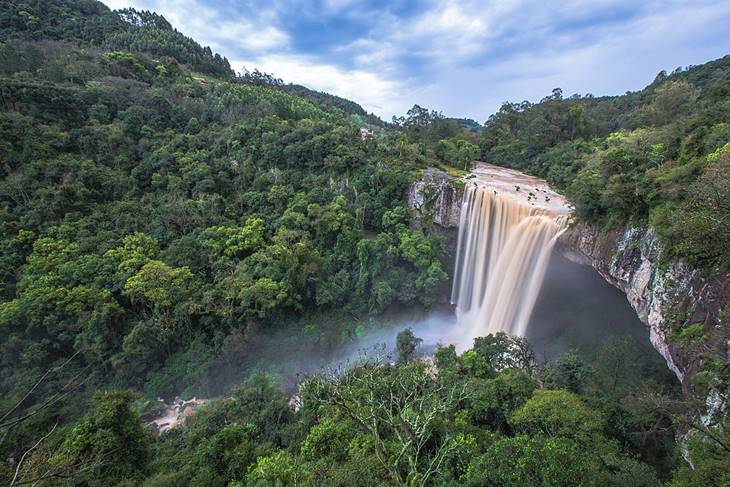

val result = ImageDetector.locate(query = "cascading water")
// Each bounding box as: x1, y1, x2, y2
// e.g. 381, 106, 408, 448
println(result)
451, 163, 571, 347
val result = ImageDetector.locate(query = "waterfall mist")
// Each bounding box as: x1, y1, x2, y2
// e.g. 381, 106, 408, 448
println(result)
450, 164, 570, 349
199, 308, 458, 396
527, 252, 659, 360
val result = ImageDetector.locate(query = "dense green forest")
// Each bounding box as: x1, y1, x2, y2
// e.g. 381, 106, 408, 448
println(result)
0, 0, 453, 481
0, 1, 728, 486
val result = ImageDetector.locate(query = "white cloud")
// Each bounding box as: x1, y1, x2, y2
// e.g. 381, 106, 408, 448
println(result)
231, 55, 408, 117
100, 0, 730, 121
406, 0, 730, 120
191, 18, 289, 52
100, 0, 140, 8
100, 0, 406, 116
322, 0, 359, 13
397, 1, 493, 60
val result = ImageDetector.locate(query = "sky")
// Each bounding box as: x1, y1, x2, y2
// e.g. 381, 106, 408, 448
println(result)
100, 0, 730, 121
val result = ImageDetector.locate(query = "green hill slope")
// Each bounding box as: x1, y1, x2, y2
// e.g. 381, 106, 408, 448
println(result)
479, 57, 730, 268
0, 1, 451, 478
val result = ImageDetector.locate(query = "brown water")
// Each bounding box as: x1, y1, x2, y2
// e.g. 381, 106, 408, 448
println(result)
451, 163, 571, 349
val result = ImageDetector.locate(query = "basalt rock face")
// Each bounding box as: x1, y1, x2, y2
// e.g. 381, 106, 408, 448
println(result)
406, 167, 463, 230
557, 223, 729, 391
407, 168, 463, 261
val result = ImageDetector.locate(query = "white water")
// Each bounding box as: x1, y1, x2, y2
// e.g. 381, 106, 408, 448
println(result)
451, 163, 571, 349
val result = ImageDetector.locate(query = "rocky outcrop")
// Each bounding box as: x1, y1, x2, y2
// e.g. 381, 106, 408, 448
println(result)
558, 224, 729, 390
407, 168, 463, 265
149, 397, 207, 433
406, 167, 463, 230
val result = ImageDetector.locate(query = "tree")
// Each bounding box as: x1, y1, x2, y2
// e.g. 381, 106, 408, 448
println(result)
668, 417, 730, 487
33, 390, 150, 486
105, 232, 159, 277
396, 328, 422, 364
672, 147, 730, 267
123, 260, 194, 313
468, 369, 537, 432
305, 361, 470, 487
510, 389, 603, 442
465, 435, 598, 487
246, 450, 312, 487
472, 332, 536, 376
649, 80, 699, 126
543, 349, 591, 393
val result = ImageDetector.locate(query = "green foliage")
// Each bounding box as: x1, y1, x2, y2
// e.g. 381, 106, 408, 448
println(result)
395, 327, 422, 364
465, 435, 597, 487
436, 137, 480, 170
479, 56, 730, 268
0, 2, 721, 485
47, 390, 150, 485
7, 332, 689, 486
124, 261, 193, 309
510, 389, 604, 441
0, 0, 127, 44
0, 2, 453, 475
246, 450, 313, 487
467, 369, 537, 432
393, 104, 481, 169
668, 420, 730, 487
543, 349, 591, 393
660, 150, 730, 267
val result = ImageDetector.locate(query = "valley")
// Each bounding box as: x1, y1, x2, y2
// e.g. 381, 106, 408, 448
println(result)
0, 1, 728, 485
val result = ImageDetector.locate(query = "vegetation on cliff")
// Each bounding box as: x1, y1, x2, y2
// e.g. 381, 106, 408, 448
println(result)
0, 0, 453, 481
11, 332, 688, 486
475, 61, 730, 487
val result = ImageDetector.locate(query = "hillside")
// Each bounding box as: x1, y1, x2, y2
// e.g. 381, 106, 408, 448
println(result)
0, 1, 728, 486
0, 0, 453, 478
479, 58, 730, 269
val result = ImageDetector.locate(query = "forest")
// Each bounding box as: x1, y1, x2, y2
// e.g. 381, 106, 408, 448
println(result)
479, 62, 730, 269
0, 1, 728, 486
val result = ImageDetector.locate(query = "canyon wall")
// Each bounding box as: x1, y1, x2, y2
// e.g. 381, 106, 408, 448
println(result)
407, 167, 729, 390
557, 224, 728, 389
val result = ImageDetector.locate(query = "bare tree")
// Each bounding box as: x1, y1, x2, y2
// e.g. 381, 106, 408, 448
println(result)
1, 351, 97, 485
9, 422, 57, 487
305, 355, 470, 487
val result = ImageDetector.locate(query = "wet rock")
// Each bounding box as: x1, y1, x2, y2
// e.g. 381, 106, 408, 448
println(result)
149, 396, 208, 433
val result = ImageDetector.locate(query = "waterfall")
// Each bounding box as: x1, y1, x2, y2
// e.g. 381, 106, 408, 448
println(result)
450, 164, 570, 347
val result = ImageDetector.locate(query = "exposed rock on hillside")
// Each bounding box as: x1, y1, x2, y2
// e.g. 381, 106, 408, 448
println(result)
406, 167, 463, 230
558, 224, 729, 390
149, 397, 207, 433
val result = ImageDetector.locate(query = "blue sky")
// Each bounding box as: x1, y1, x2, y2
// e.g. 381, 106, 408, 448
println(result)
100, 0, 730, 121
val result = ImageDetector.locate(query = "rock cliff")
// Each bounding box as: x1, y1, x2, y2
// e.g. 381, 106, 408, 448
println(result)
406, 167, 462, 230
558, 224, 729, 390
406, 168, 463, 263
408, 167, 729, 391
